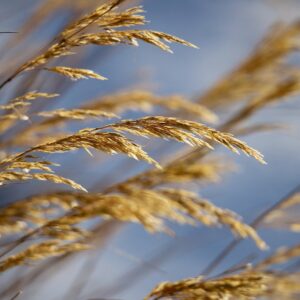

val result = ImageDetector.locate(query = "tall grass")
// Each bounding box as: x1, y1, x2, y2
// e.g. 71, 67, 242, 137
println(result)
0, 1, 300, 299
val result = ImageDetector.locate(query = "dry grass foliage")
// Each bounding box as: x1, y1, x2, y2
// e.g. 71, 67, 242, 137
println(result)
0, 240, 90, 272
0, 115, 264, 190
0, 1, 300, 299
145, 270, 300, 300
145, 273, 269, 300
263, 192, 300, 232
146, 243, 300, 300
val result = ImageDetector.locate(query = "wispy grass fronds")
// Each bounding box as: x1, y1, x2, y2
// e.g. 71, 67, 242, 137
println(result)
263, 192, 300, 232
146, 270, 300, 300
0, 191, 82, 236
0, 154, 86, 191
85, 90, 217, 123
0, 113, 28, 122
38, 108, 117, 120
199, 21, 300, 109
145, 272, 268, 300
14, 131, 160, 167
0, 240, 90, 272
0, 115, 263, 190
225, 75, 300, 130
5, 90, 216, 148
0, 91, 59, 131
14, 91, 216, 146
0, 1, 194, 91
157, 189, 266, 249
0, 187, 266, 248
106, 116, 265, 163
5, 160, 59, 173
7, 91, 59, 103
115, 159, 232, 190
255, 244, 300, 270
96, 6, 146, 28
42, 225, 90, 241
60, 0, 126, 38
70, 30, 198, 53
0, 171, 86, 191
0, 90, 58, 110
21, 4, 195, 74
45, 66, 107, 81
265, 272, 300, 299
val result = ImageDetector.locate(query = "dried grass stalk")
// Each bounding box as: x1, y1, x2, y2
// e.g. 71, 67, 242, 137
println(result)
45, 66, 107, 81
0, 171, 87, 192
11, 91, 217, 147
255, 244, 300, 270
199, 22, 300, 109
0, 240, 90, 272
263, 193, 300, 232
0, 187, 266, 248
38, 108, 117, 120
145, 272, 269, 300
105, 116, 265, 163
114, 159, 233, 189
70, 30, 198, 53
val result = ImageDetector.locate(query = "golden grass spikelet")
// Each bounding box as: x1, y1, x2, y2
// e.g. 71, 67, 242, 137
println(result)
263, 192, 300, 232
61, 0, 126, 38
8, 91, 59, 103
45, 66, 107, 81
272, 192, 300, 210
199, 21, 300, 109
0, 220, 38, 237
22, 1, 122, 70
5, 160, 57, 173
71, 30, 198, 53
117, 159, 232, 189
15, 91, 216, 143
24, 2, 195, 71
225, 76, 300, 130
24, 43, 75, 71
19, 130, 160, 168
42, 225, 90, 241
38, 108, 117, 120
23, 1, 122, 70
0, 192, 81, 236
0, 102, 30, 111
265, 272, 300, 299
0, 91, 59, 131
0, 113, 26, 121
0, 240, 90, 272
106, 116, 265, 163
0, 221, 27, 237
255, 244, 300, 270
41, 190, 197, 234
14, 187, 265, 247
0, 171, 86, 192
3, 115, 260, 191
97, 6, 146, 28
0, 2, 195, 86
87, 90, 217, 123
157, 188, 267, 249
49, 194, 169, 234
146, 271, 300, 300
145, 272, 268, 300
